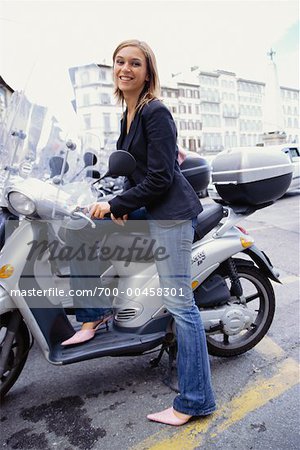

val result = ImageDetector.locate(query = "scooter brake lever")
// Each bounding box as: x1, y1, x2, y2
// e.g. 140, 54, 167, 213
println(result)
72, 211, 96, 228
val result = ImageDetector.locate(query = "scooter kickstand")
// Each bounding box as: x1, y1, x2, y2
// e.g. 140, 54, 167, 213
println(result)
149, 344, 166, 368
163, 343, 179, 393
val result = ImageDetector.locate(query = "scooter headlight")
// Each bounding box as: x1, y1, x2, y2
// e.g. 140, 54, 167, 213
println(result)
8, 191, 36, 215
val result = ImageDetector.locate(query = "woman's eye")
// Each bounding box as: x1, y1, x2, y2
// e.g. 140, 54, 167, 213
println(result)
132, 62, 141, 67
116, 60, 123, 65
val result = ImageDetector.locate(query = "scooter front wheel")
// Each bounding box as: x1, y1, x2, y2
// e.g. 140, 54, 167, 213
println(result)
206, 264, 275, 357
0, 311, 31, 400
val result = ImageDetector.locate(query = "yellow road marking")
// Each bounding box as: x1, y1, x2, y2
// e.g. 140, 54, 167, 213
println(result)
255, 335, 285, 359
213, 358, 299, 436
132, 346, 300, 450
279, 274, 300, 285
131, 414, 212, 450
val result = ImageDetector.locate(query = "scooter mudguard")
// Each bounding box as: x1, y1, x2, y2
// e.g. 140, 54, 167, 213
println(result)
245, 245, 281, 283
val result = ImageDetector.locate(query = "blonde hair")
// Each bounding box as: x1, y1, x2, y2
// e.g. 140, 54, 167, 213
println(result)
112, 39, 161, 112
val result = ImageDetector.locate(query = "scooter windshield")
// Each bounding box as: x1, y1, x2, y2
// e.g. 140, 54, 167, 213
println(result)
1, 63, 106, 220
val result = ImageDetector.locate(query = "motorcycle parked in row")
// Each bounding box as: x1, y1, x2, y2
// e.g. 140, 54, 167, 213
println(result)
0, 65, 293, 400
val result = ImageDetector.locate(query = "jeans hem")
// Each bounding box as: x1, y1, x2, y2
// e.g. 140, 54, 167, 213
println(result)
75, 308, 113, 323
173, 401, 217, 417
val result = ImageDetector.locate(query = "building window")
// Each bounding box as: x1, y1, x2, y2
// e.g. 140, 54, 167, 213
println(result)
103, 113, 111, 131
100, 93, 110, 104
83, 114, 91, 129
225, 132, 230, 148
99, 69, 107, 80
231, 132, 237, 147
189, 138, 196, 151
82, 93, 90, 106
240, 134, 246, 146
81, 71, 90, 84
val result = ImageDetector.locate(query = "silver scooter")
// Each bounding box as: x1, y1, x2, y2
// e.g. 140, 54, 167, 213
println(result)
0, 79, 292, 400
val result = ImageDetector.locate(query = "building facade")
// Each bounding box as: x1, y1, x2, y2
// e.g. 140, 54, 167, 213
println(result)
281, 86, 299, 143
69, 64, 122, 164
69, 63, 299, 158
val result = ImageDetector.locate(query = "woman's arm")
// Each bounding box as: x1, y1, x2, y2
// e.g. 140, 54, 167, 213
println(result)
122, 176, 133, 192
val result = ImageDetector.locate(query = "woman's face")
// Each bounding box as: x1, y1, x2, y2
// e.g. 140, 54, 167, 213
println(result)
114, 46, 149, 99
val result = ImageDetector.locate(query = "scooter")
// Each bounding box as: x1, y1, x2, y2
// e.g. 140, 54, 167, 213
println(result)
0, 140, 286, 399
0, 72, 292, 400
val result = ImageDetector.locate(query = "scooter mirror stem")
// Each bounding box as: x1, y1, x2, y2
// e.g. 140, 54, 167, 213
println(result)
66, 140, 77, 151
91, 171, 109, 185
92, 150, 136, 185
58, 141, 74, 184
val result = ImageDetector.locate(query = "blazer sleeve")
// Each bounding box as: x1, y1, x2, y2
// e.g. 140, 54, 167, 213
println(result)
109, 102, 177, 218
122, 176, 133, 192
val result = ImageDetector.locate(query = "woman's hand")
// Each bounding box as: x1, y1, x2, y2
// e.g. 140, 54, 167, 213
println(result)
111, 213, 128, 226
89, 202, 111, 219
88, 202, 128, 226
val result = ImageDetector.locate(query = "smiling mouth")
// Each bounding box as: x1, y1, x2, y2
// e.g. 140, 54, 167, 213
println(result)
119, 76, 133, 81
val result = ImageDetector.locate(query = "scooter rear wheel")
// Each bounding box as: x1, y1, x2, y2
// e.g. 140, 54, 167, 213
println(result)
205, 264, 275, 357
0, 311, 31, 400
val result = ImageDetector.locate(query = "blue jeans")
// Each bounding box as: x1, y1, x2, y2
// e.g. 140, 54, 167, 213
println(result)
148, 218, 216, 416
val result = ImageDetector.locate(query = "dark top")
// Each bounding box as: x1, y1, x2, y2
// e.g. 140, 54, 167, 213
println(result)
108, 99, 202, 220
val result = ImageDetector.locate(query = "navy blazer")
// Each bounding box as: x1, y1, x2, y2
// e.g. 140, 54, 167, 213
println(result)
108, 99, 202, 220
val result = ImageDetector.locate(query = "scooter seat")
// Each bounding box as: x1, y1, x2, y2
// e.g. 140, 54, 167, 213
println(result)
193, 203, 224, 242
103, 204, 224, 261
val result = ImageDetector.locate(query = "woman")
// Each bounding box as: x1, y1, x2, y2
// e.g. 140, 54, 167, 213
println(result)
83, 39, 216, 426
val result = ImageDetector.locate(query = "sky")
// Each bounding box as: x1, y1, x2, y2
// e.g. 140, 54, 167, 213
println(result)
0, 0, 299, 99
